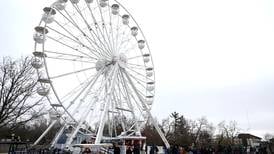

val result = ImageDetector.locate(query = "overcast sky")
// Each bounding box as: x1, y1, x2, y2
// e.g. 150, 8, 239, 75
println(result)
1, 0, 274, 138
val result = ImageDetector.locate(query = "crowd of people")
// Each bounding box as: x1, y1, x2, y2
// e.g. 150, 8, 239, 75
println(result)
79, 139, 272, 154
164, 144, 272, 154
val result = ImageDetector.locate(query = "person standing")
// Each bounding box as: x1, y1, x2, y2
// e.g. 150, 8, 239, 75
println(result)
113, 143, 121, 154
133, 143, 141, 154
149, 145, 159, 154
127, 146, 133, 154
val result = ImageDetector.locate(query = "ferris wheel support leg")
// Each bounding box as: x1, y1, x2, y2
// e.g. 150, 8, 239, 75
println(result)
95, 95, 111, 144
122, 70, 170, 149
146, 110, 170, 149
51, 124, 67, 148
120, 72, 140, 133
95, 65, 119, 144
64, 72, 104, 148
33, 119, 58, 146
65, 99, 96, 148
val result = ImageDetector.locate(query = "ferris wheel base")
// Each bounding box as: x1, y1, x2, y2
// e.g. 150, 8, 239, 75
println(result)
72, 143, 112, 148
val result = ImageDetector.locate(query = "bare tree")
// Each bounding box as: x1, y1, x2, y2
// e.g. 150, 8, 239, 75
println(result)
0, 57, 44, 128
217, 120, 240, 145
189, 117, 215, 146
264, 133, 274, 142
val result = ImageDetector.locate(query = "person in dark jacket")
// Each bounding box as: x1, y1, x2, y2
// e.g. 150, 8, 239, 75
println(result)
150, 144, 159, 154
113, 143, 121, 154
126, 146, 133, 154
133, 143, 141, 154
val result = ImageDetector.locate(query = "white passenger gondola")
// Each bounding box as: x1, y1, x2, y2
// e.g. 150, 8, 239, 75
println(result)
85, 0, 93, 3
70, 0, 80, 4
42, 7, 56, 24
111, 4, 119, 15
53, 0, 68, 10
37, 86, 50, 96
122, 14, 129, 25
146, 67, 153, 77
131, 27, 138, 37
138, 40, 145, 49
143, 54, 150, 63
147, 82, 155, 91
146, 95, 154, 105
31, 58, 43, 69
33, 26, 48, 44
33, 51, 47, 58
99, 0, 108, 7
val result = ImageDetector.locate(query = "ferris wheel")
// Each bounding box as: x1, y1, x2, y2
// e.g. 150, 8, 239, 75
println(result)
32, 0, 169, 150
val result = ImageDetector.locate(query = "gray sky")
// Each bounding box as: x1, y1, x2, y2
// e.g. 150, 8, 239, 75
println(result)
1, 0, 274, 137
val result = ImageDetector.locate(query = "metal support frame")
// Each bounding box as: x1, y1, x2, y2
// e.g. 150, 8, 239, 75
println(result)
95, 64, 119, 144
33, 70, 102, 147
122, 69, 170, 149
64, 66, 116, 148
33, 120, 58, 145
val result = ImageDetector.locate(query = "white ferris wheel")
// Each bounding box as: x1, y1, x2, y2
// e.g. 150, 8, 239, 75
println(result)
32, 0, 170, 150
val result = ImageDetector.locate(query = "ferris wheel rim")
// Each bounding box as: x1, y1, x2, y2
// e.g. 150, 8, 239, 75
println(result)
34, 0, 156, 111
33, 0, 157, 143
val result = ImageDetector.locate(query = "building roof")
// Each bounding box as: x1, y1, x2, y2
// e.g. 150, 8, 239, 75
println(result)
238, 133, 262, 140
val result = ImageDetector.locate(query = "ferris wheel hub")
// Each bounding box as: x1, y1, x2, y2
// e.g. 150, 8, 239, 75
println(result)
95, 53, 127, 71
114, 53, 127, 68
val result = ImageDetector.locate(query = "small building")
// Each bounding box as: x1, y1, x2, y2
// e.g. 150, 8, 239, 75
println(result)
237, 133, 262, 148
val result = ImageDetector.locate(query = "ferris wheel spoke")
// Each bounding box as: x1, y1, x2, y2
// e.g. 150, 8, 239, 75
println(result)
44, 50, 94, 60
126, 65, 145, 71
47, 26, 80, 45
127, 62, 146, 69
107, 2, 116, 54
125, 74, 152, 96
80, 3, 113, 56
117, 37, 133, 53
116, 31, 131, 53
95, 0, 115, 53
113, 86, 126, 112
125, 66, 151, 81
62, 8, 111, 58
115, 22, 128, 50
123, 44, 138, 56
55, 9, 87, 37
85, 3, 114, 57
119, 70, 141, 108
126, 71, 146, 85
47, 56, 95, 63
122, 70, 170, 147
48, 22, 101, 59
72, 3, 113, 57
127, 55, 143, 60
47, 35, 97, 60
118, 70, 142, 123
128, 91, 146, 118
66, 70, 103, 114
122, 69, 154, 97
118, 25, 136, 50
121, 70, 148, 109
60, 78, 91, 102
61, 72, 97, 107
115, 75, 129, 110
50, 66, 96, 79
114, 16, 121, 53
